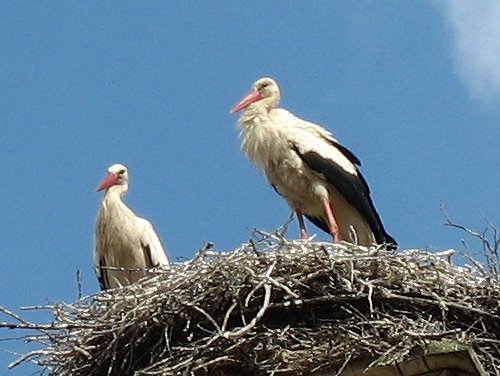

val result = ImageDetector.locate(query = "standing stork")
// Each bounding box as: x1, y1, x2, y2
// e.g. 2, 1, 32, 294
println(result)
230, 77, 396, 247
94, 163, 170, 290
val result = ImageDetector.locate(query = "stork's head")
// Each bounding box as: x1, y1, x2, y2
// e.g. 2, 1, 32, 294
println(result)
96, 164, 129, 193
230, 77, 281, 113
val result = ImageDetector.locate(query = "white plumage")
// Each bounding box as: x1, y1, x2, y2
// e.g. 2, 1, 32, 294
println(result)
230, 77, 396, 247
94, 163, 170, 290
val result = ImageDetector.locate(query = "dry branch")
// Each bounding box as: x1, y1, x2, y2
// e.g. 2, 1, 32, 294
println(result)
1, 231, 499, 375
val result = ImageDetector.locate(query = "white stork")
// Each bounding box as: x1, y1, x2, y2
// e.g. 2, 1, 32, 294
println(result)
94, 163, 170, 290
230, 77, 396, 247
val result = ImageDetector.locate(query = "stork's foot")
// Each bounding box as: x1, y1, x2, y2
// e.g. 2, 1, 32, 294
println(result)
300, 228, 309, 240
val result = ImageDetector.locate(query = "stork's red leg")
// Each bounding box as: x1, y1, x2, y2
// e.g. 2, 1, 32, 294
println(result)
296, 210, 309, 240
320, 197, 339, 243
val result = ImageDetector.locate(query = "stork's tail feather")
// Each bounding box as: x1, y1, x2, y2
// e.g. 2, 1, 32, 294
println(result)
305, 214, 397, 249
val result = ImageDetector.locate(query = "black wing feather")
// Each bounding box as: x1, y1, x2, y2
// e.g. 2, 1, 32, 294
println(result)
97, 258, 109, 290
294, 145, 396, 246
304, 214, 329, 234
327, 138, 361, 166
142, 242, 154, 267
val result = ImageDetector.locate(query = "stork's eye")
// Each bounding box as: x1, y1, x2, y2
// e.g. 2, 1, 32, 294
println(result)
118, 169, 126, 176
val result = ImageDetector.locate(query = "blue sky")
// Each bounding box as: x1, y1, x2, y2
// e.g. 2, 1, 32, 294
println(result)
1, 1, 499, 373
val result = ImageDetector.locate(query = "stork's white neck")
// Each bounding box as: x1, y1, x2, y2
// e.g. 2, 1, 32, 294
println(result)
101, 185, 131, 214
100, 184, 136, 225
237, 105, 293, 176
105, 184, 128, 198
237, 101, 271, 127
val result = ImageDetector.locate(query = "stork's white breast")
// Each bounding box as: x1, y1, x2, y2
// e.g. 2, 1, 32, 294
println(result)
239, 109, 357, 214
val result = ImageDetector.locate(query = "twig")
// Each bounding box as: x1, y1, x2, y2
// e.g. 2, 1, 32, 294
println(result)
190, 305, 222, 335
2, 227, 499, 375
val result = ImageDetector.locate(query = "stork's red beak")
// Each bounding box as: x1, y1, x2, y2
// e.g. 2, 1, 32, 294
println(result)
230, 90, 262, 113
96, 173, 120, 192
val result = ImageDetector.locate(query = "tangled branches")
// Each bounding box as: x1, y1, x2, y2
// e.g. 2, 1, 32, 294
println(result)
1, 231, 499, 375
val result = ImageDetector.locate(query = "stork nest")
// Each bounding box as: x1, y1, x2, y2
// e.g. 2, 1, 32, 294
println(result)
3, 230, 500, 375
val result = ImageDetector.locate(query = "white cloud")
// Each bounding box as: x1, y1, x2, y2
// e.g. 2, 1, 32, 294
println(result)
440, 0, 500, 101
